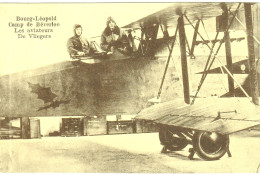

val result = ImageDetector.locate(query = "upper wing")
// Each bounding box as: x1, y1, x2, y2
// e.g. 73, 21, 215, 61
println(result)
123, 2, 240, 30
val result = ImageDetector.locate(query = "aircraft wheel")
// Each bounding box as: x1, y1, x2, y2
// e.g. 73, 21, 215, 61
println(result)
192, 131, 229, 160
159, 125, 188, 151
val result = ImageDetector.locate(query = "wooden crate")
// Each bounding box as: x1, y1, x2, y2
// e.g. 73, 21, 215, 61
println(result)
0, 119, 21, 139
0, 130, 21, 139
30, 119, 41, 139
107, 120, 134, 135
83, 116, 107, 136
61, 118, 81, 137
135, 119, 159, 133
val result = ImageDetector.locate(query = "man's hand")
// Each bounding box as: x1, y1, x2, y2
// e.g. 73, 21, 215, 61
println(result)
77, 51, 85, 56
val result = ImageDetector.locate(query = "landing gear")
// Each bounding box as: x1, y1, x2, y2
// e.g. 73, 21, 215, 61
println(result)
159, 125, 189, 151
193, 131, 230, 160
159, 125, 230, 160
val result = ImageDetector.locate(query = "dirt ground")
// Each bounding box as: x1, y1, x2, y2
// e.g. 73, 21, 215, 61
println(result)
0, 129, 259, 173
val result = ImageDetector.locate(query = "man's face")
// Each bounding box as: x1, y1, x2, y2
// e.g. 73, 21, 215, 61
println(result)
108, 21, 115, 30
75, 27, 82, 36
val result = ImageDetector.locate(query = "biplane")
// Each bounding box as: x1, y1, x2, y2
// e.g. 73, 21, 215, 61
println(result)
124, 2, 260, 161
0, 2, 259, 161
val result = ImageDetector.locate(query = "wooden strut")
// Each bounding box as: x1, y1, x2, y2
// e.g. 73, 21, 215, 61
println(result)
178, 15, 190, 104
229, 9, 260, 45
185, 34, 192, 59
199, 36, 251, 101
223, 7, 235, 96
199, 20, 221, 79
141, 23, 159, 57
156, 24, 179, 99
188, 148, 195, 160
159, 24, 169, 40
200, 18, 227, 94
190, 20, 200, 59
184, 15, 211, 50
159, 23, 184, 91
190, 31, 220, 104
244, 3, 259, 105
190, 3, 242, 105
190, 26, 221, 104
194, 7, 250, 99
216, 58, 251, 98
140, 30, 145, 56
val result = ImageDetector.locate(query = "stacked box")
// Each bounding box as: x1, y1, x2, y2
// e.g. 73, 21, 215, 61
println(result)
30, 119, 41, 139
61, 118, 81, 137
83, 116, 107, 136
107, 120, 134, 135
0, 119, 21, 139
135, 119, 159, 133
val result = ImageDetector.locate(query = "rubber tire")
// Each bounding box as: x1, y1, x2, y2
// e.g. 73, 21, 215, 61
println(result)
193, 131, 229, 161
159, 126, 188, 151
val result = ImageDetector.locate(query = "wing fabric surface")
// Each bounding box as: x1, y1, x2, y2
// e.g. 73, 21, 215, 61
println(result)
135, 98, 260, 135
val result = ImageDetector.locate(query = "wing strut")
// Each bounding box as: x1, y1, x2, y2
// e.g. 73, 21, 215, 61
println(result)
201, 19, 229, 93
179, 15, 191, 104
159, 23, 183, 93
191, 3, 251, 101
184, 16, 211, 50
190, 3, 242, 105
223, 6, 235, 96
228, 9, 260, 45
190, 20, 200, 59
190, 3, 251, 103
244, 3, 259, 105
185, 33, 192, 59
151, 23, 179, 102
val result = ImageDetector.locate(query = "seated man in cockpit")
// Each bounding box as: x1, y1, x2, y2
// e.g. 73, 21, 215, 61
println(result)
100, 17, 130, 54
67, 24, 97, 58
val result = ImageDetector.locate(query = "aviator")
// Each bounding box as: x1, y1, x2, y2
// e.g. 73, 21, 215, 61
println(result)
9, 22, 23, 28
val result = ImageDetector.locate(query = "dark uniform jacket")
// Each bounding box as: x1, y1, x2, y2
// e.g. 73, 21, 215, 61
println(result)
100, 26, 124, 51
67, 35, 94, 56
